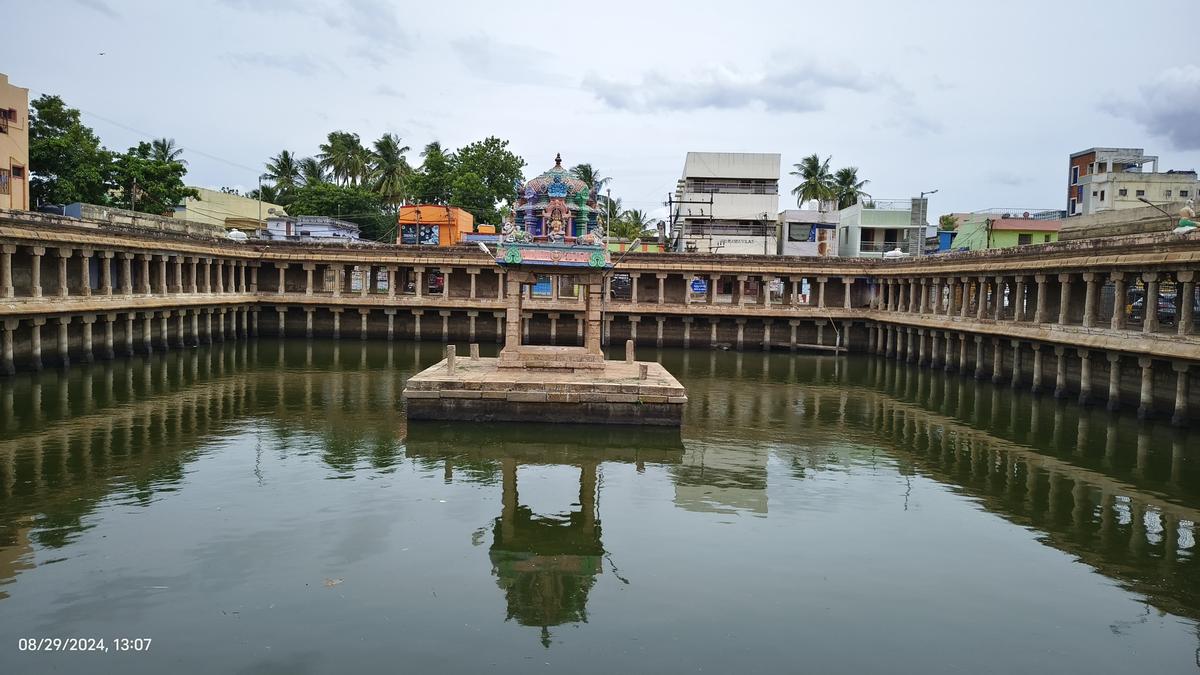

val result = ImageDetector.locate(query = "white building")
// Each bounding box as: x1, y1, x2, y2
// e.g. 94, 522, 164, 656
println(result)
777, 209, 838, 256
1068, 147, 1198, 217
261, 215, 361, 242
671, 152, 780, 255
836, 199, 927, 258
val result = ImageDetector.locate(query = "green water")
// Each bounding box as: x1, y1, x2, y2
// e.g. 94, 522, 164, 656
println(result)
0, 340, 1198, 674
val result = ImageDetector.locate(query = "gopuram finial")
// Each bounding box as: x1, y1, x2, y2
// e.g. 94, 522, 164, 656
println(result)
554, 152, 562, 167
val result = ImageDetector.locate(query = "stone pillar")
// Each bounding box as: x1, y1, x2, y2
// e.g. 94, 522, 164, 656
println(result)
761, 319, 772, 351
191, 310, 200, 346
734, 275, 745, 305
1142, 272, 1160, 333
359, 308, 370, 339
929, 329, 940, 366
1, 319, 15, 374
159, 310, 170, 349
1053, 346, 1068, 399
216, 309, 228, 342
990, 338, 1004, 383
276, 308, 287, 338
142, 312, 154, 354
1033, 274, 1048, 324
1109, 272, 1127, 330
918, 279, 929, 315
53, 248, 72, 298
1081, 272, 1099, 328
1013, 276, 1026, 321
0, 245, 13, 298
817, 276, 828, 309
1106, 353, 1122, 411
30, 246, 45, 298
415, 309, 426, 343
99, 251, 114, 296
1171, 362, 1190, 427
1030, 344, 1043, 393
276, 263, 289, 295
992, 277, 1005, 321
842, 276, 853, 309
1077, 350, 1093, 404
1057, 273, 1073, 325
441, 268, 451, 300
1009, 340, 1021, 388
974, 335, 986, 380
30, 317, 44, 370
203, 310, 212, 345
103, 314, 116, 359
656, 273, 666, 304
1178, 272, 1195, 336
157, 254, 169, 296
944, 332, 954, 372
657, 316, 666, 347
959, 277, 972, 318
188, 257, 198, 293
305, 308, 314, 338
303, 263, 315, 295
138, 254, 152, 296
250, 264, 259, 293
917, 329, 927, 365
80, 314, 96, 363
958, 334, 969, 373
1137, 357, 1155, 419
976, 277, 989, 320
415, 267, 425, 299
439, 310, 450, 342
384, 309, 396, 340
735, 318, 745, 350
682, 317, 693, 348
57, 316, 71, 367
628, 316, 641, 345
239, 261, 248, 293
331, 265, 344, 298
331, 308, 342, 339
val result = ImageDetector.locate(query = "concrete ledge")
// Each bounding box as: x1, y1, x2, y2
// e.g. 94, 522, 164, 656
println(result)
406, 398, 685, 426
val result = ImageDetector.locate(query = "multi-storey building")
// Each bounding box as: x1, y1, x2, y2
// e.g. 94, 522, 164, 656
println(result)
671, 152, 780, 255
0, 73, 29, 211
1068, 147, 1198, 217
835, 199, 927, 257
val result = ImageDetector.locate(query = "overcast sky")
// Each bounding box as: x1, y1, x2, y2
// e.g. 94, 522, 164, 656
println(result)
9, 0, 1200, 219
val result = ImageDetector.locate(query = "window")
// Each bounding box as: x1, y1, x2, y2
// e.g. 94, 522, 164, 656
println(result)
1165, 189, 1173, 198
1091, 190, 1098, 197
1100, 190, 1105, 202
1069, 197, 1078, 214
11, 166, 23, 178
1070, 166, 1079, 184
1118, 188, 1128, 197
0, 169, 8, 195
1135, 189, 1146, 197
1181, 190, 1191, 198
1017, 233, 1032, 245
1044, 234, 1052, 243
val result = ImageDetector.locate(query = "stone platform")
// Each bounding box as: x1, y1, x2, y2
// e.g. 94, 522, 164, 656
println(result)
403, 355, 687, 426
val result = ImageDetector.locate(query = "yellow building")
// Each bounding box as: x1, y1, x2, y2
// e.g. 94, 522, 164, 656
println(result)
172, 186, 285, 230
0, 73, 30, 211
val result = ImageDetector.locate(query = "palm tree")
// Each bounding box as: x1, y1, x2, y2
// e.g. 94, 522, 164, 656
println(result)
612, 208, 653, 240
569, 163, 610, 192
370, 133, 412, 210
832, 167, 871, 209
789, 154, 833, 210
318, 131, 368, 186
263, 150, 301, 192
299, 157, 327, 185
152, 137, 185, 166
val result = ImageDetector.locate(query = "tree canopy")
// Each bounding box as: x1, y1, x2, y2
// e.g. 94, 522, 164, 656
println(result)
111, 141, 198, 214
29, 94, 115, 207
286, 183, 392, 241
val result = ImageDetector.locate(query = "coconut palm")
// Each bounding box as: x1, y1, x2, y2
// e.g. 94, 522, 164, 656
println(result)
569, 163, 611, 192
789, 154, 834, 210
832, 167, 871, 209
152, 137, 186, 166
371, 133, 412, 210
263, 150, 301, 192
299, 157, 326, 185
611, 208, 653, 240
318, 131, 369, 186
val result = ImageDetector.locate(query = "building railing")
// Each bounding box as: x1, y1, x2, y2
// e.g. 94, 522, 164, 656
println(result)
863, 199, 912, 211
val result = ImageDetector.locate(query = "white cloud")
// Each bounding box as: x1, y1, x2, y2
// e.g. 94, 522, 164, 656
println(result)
1117, 65, 1200, 150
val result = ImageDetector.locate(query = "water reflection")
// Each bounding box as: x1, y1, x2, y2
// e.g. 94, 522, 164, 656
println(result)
0, 341, 1198, 669
406, 423, 682, 646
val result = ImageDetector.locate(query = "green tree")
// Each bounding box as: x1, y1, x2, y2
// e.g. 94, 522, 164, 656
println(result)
450, 170, 494, 222
264, 150, 302, 192
28, 94, 115, 206
453, 136, 526, 219
286, 183, 392, 241
152, 138, 185, 166
611, 207, 653, 240
789, 154, 834, 210
318, 131, 370, 186
569, 163, 610, 192
938, 214, 959, 231
298, 156, 326, 185
247, 183, 281, 204
832, 166, 870, 209
408, 142, 455, 205
111, 141, 198, 214
370, 133, 411, 211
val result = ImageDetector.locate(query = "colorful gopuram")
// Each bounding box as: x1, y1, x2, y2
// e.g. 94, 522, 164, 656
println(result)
512, 153, 600, 241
